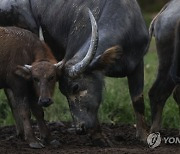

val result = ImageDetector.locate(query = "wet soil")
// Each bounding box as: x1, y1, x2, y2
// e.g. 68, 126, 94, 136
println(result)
0, 122, 179, 154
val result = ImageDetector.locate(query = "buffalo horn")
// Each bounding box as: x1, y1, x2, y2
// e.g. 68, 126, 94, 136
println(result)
54, 61, 64, 68
24, 65, 32, 70
39, 26, 44, 41
68, 8, 98, 77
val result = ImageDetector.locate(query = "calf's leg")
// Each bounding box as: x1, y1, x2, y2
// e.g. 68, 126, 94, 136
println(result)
4, 89, 24, 138
30, 101, 60, 147
15, 96, 44, 149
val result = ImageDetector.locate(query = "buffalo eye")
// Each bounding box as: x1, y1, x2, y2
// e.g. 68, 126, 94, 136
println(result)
33, 77, 39, 82
48, 76, 55, 82
72, 83, 79, 94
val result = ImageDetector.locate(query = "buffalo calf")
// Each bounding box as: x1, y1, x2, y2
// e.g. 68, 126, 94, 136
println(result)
0, 26, 61, 148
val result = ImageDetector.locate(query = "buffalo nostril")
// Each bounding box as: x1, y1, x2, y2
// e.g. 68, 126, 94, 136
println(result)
39, 98, 53, 107
40, 98, 50, 103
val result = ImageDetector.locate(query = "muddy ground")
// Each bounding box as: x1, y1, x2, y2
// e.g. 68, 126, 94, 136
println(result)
0, 122, 179, 154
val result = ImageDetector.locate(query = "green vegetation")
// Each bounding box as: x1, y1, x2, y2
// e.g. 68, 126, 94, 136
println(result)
138, 0, 168, 13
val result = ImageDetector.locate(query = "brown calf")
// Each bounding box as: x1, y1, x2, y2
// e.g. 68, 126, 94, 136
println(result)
0, 26, 61, 148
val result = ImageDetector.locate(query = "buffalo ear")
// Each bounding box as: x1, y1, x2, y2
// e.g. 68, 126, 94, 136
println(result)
89, 45, 123, 70
14, 65, 31, 80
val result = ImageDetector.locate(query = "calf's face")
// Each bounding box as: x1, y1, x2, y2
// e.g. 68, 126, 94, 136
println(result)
15, 61, 58, 107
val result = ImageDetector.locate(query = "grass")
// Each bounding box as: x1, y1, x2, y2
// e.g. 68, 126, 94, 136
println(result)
0, 91, 12, 125
0, 38, 179, 129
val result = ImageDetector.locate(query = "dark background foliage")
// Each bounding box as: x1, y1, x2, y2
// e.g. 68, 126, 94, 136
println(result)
138, 0, 169, 12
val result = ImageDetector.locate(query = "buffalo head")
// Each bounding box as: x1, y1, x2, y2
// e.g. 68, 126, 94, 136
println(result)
58, 9, 120, 135
15, 61, 62, 107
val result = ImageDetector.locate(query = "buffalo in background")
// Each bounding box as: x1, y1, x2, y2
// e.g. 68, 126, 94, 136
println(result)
149, 0, 180, 134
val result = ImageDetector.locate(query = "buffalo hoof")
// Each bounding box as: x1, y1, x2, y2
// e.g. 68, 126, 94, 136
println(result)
5, 135, 16, 141
49, 139, 61, 148
41, 137, 61, 148
136, 132, 148, 144
16, 132, 24, 140
135, 131, 148, 145
67, 128, 76, 134
135, 125, 148, 144
29, 142, 45, 149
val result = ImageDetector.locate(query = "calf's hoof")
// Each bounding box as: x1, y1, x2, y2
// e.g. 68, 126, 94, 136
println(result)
29, 142, 45, 149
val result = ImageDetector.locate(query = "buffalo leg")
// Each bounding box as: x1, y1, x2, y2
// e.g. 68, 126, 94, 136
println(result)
4, 89, 24, 138
149, 74, 174, 133
149, 38, 175, 133
15, 96, 44, 149
30, 103, 50, 141
30, 101, 60, 147
127, 61, 147, 142
89, 119, 112, 147
173, 85, 180, 134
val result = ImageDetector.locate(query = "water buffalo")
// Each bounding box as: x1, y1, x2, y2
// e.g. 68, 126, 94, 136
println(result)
149, 0, 180, 133
0, 26, 61, 148
172, 21, 180, 84
0, 0, 149, 144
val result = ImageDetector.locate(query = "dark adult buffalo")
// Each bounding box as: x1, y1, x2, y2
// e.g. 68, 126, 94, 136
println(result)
149, 0, 180, 134
0, 0, 149, 144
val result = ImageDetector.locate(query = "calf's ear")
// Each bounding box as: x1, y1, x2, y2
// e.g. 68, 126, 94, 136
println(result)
14, 65, 31, 80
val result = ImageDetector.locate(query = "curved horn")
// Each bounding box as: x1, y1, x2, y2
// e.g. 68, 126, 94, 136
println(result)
54, 60, 64, 69
39, 26, 44, 41
68, 8, 98, 77
24, 64, 32, 70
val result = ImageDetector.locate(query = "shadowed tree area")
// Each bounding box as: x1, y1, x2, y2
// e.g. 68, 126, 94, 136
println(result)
138, 0, 169, 12
137, 0, 170, 27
